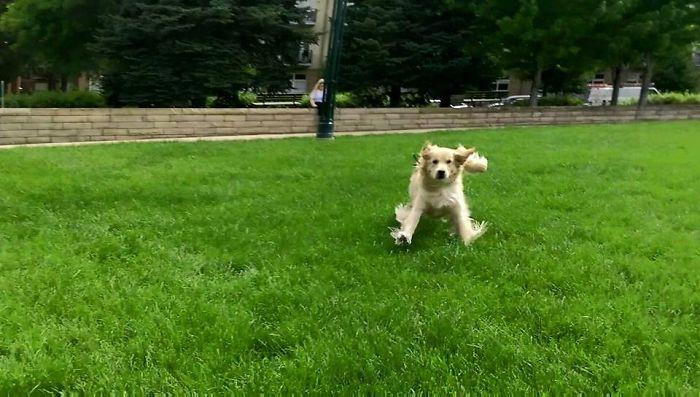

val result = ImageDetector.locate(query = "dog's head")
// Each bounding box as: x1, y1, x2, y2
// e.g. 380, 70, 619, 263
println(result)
420, 142, 476, 183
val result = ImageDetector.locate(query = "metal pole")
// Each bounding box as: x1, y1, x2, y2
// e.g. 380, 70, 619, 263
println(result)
317, 0, 349, 139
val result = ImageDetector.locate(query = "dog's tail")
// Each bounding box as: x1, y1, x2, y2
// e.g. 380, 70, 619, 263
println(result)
464, 152, 488, 173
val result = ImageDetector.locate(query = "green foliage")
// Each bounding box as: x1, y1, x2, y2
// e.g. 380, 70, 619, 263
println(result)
478, 0, 601, 104
299, 92, 357, 108
208, 91, 258, 108
341, 0, 498, 107
4, 90, 106, 108
300, 94, 311, 107
538, 95, 585, 106
0, 122, 699, 392
92, 1, 315, 107
0, 0, 116, 79
352, 87, 390, 108
335, 92, 358, 108
653, 46, 700, 93
238, 92, 258, 107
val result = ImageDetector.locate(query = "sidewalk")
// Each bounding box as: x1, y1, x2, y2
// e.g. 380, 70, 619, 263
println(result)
0, 127, 469, 150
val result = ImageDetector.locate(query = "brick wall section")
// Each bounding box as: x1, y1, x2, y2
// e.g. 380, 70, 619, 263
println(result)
1, 106, 699, 146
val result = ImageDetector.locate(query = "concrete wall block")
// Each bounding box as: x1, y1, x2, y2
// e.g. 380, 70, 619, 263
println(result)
0, 137, 27, 145
128, 128, 164, 135
231, 121, 263, 128
0, 123, 23, 131
0, 116, 31, 123
0, 108, 31, 116
62, 122, 94, 130
246, 114, 277, 121
0, 129, 37, 138
154, 122, 179, 128
26, 137, 52, 144
169, 115, 207, 122
113, 122, 157, 129
161, 128, 195, 135
51, 136, 89, 143
223, 115, 247, 122
145, 115, 172, 122
110, 115, 145, 122
102, 128, 130, 135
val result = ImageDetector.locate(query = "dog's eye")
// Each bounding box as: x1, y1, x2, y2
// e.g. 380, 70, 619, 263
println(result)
447, 160, 452, 164
432, 160, 438, 164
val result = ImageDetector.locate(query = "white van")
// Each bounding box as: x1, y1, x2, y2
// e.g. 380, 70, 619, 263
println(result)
587, 85, 660, 106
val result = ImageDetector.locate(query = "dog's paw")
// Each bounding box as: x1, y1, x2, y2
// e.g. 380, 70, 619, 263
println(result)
389, 228, 412, 245
462, 220, 488, 245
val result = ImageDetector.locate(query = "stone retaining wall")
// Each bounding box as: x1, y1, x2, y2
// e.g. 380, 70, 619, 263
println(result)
1, 105, 699, 146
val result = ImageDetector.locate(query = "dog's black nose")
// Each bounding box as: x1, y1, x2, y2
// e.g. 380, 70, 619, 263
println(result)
436, 170, 446, 179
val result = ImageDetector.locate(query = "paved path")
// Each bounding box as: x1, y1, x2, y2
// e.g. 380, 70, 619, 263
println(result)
0, 128, 474, 150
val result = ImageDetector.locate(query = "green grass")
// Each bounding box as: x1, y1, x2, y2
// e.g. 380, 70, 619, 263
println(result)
1, 121, 699, 393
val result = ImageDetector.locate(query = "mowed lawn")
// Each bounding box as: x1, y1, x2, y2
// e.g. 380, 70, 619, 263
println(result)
0, 121, 699, 393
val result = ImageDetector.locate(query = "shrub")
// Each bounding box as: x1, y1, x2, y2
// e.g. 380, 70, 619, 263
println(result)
538, 95, 585, 106
238, 91, 258, 107
351, 88, 389, 107
621, 91, 700, 106
298, 92, 357, 108
300, 94, 311, 107
209, 91, 258, 108
4, 90, 106, 108
335, 92, 358, 108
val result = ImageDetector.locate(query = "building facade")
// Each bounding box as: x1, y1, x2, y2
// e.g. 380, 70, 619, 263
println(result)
289, 0, 334, 94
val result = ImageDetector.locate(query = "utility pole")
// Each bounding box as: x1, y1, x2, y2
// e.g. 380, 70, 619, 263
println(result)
317, 0, 350, 139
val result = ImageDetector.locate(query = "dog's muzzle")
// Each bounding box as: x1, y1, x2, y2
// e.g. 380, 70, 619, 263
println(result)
436, 170, 446, 179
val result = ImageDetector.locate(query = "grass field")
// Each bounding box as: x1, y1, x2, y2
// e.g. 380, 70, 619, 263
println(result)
1, 121, 699, 393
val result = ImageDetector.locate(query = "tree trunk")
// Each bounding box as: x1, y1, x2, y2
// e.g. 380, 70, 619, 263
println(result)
439, 92, 451, 108
638, 55, 654, 110
47, 74, 57, 91
611, 64, 623, 106
389, 85, 401, 107
60, 74, 68, 92
529, 65, 542, 107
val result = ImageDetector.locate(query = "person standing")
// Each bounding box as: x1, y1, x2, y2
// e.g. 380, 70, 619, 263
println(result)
309, 79, 325, 116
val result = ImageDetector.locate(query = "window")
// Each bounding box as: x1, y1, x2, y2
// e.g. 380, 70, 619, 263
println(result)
289, 74, 308, 94
491, 79, 509, 93
299, 44, 312, 65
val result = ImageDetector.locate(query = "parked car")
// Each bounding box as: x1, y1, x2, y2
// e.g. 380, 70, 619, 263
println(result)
587, 85, 660, 106
488, 95, 538, 108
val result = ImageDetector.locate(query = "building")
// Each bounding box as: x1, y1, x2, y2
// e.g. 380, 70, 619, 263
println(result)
289, 0, 334, 95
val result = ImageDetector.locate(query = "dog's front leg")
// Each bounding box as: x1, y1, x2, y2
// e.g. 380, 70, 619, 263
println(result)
451, 204, 487, 246
392, 204, 423, 245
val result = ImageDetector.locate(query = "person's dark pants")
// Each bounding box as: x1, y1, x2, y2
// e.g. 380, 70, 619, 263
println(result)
316, 103, 324, 116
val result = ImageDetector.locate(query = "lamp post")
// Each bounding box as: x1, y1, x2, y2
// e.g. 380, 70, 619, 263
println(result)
317, 0, 350, 139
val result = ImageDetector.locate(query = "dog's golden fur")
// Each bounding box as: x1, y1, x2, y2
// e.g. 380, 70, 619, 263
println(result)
390, 142, 488, 245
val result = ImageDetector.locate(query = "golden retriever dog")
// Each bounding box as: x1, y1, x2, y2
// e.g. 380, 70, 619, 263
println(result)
390, 142, 488, 246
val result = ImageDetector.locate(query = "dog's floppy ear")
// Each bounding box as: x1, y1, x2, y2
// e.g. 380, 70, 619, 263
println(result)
454, 145, 476, 165
421, 141, 434, 160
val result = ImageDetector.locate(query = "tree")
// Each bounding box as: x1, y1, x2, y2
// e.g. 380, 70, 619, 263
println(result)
0, 0, 117, 90
477, 0, 604, 107
341, 0, 497, 107
653, 45, 700, 92
93, 0, 314, 107
626, 0, 700, 108
0, 0, 21, 85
